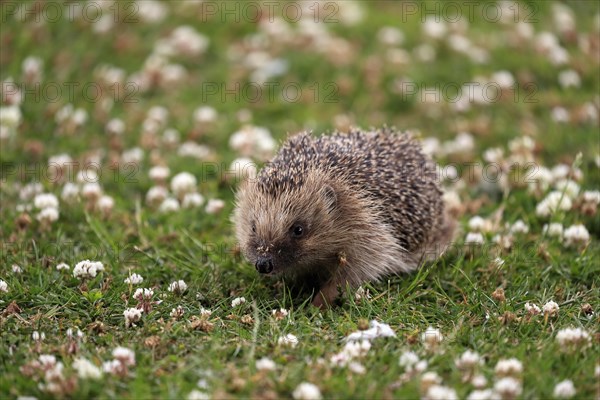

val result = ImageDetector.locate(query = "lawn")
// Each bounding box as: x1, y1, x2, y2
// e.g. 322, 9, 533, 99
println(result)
0, 1, 599, 399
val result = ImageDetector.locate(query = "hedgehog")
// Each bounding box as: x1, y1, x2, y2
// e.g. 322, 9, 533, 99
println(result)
233, 127, 456, 308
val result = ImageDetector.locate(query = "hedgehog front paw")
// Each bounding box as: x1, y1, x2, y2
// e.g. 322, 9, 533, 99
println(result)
311, 282, 340, 309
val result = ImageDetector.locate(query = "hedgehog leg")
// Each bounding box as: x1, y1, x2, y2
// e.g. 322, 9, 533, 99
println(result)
311, 270, 355, 309
311, 282, 340, 308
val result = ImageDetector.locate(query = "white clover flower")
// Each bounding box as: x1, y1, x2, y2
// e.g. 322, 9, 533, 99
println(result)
12, 264, 22, 274
106, 118, 125, 135
34, 193, 59, 209
73, 260, 104, 279
177, 141, 211, 159
551, 164, 571, 181
187, 390, 210, 400
543, 300, 560, 316
341, 340, 371, 359
346, 320, 396, 341
558, 70, 581, 89
510, 219, 529, 234
124, 308, 142, 327
554, 179, 580, 199
19, 182, 43, 201
555, 327, 591, 350
255, 357, 276, 371
66, 108, 85, 127
0, 279, 8, 293
423, 17, 447, 39
48, 153, 73, 175
492, 70, 515, 89
39, 354, 56, 366
170, 306, 185, 319
595, 364, 600, 378
56, 103, 73, 124
56, 263, 70, 271
271, 308, 289, 319
149, 166, 170, 182
422, 327, 443, 350
194, 106, 218, 124
563, 224, 590, 247
425, 384, 458, 400
0, 105, 22, 129
171, 172, 197, 197
22, 56, 43, 81
124, 273, 143, 285
228, 296, 245, 308
528, 166, 554, 192
465, 232, 485, 245
347, 361, 366, 374
75, 168, 100, 184
399, 351, 420, 370
525, 302, 541, 315
468, 216, 490, 232
421, 371, 442, 387
133, 288, 154, 301
543, 223, 564, 238
277, 333, 299, 348
97, 195, 114, 214
377, 26, 404, 45
162, 128, 180, 146
229, 157, 257, 180
354, 286, 371, 301
229, 125, 276, 160
146, 186, 169, 205
471, 374, 488, 389
292, 382, 322, 400
205, 198, 225, 214
330, 340, 371, 367
494, 377, 522, 398
582, 190, 600, 205
166, 26, 209, 57
159, 197, 180, 213
113, 346, 135, 366
168, 280, 188, 294
102, 359, 123, 375
551, 106, 570, 123
553, 379, 576, 398
536, 191, 572, 217
66, 328, 73, 338
182, 193, 204, 208
61, 182, 79, 203
122, 147, 144, 165
495, 358, 523, 377
37, 207, 59, 224
467, 389, 494, 400
72, 358, 102, 380
455, 350, 482, 370
199, 308, 212, 318
330, 351, 351, 367
81, 182, 103, 200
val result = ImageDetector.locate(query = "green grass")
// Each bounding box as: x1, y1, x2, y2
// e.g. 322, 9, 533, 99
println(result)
1, 1, 599, 399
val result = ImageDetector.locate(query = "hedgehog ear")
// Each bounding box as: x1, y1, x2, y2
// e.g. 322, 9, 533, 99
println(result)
320, 185, 337, 213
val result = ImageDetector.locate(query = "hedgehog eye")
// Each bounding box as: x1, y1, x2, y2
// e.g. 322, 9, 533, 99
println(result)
291, 224, 304, 238
251, 222, 256, 233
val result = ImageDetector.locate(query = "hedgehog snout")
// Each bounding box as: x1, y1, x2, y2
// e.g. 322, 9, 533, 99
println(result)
255, 256, 274, 274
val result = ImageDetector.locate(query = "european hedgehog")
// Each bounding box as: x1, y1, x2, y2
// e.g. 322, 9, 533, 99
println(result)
233, 127, 456, 307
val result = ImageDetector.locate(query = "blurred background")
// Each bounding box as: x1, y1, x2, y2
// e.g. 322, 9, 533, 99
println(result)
1, 0, 599, 216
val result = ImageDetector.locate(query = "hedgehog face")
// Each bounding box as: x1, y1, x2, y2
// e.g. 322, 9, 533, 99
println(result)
234, 173, 339, 276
